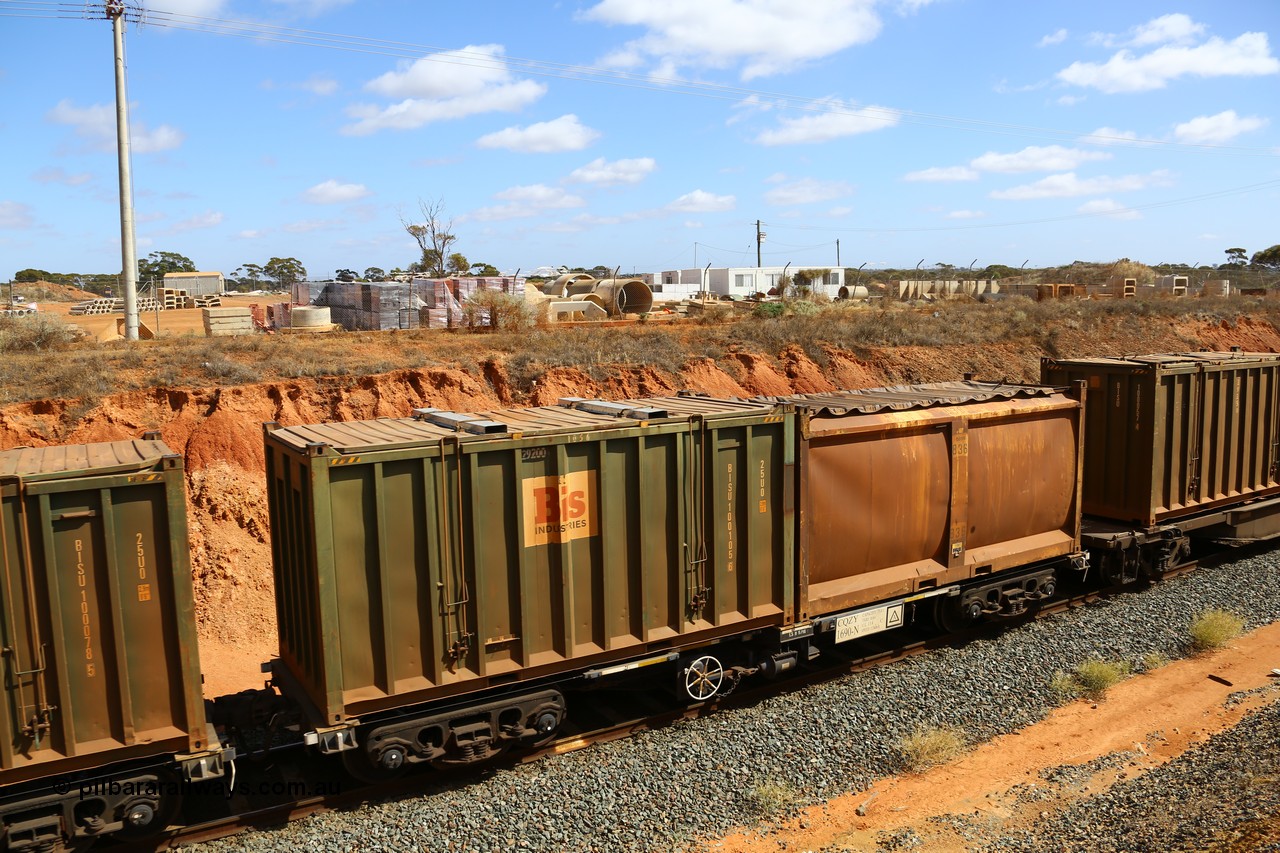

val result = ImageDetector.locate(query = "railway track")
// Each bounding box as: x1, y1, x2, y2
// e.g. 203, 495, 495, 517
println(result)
137, 547, 1240, 852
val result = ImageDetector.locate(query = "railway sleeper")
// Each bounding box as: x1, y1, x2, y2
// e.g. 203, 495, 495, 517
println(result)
354, 689, 566, 774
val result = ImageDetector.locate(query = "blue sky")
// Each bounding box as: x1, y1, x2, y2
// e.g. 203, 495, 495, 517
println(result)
2, 1, 1278, 280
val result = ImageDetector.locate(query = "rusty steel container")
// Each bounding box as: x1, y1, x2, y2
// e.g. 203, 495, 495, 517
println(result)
1042, 352, 1280, 527
775, 383, 1084, 617
264, 396, 793, 726
0, 439, 210, 786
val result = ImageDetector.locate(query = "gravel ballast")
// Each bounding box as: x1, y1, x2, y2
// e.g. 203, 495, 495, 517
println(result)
194, 548, 1280, 853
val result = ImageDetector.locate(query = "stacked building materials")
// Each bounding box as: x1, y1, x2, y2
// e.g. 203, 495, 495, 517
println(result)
159, 288, 190, 309
69, 296, 163, 315
416, 277, 526, 329
203, 306, 255, 337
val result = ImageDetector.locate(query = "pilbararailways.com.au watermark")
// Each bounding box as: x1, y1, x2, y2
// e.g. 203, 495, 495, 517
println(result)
52, 777, 342, 799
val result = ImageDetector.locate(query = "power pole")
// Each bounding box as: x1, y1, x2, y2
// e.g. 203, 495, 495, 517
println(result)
836, 239, 841, 267
756, 220, 764, 268
108, 1, 139, 341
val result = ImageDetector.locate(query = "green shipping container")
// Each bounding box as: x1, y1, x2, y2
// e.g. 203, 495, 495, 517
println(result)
0, 440, 210, 786
265, 396, 794, 728
1042, 352, 1280, 527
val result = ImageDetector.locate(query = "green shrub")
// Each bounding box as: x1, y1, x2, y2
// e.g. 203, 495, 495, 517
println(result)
1189, 609, 1244, 653
1072, 658, 1131, 700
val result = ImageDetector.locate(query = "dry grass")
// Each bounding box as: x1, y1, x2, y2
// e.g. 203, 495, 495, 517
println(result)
1052, 658, 1132, 702
1189, 609, 1245, 653
747, 780, 804, 816
0, 296, 1273, 405
898, 723, 966, 772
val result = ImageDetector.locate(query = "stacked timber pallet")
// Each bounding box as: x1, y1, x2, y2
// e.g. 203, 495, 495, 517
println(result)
193, 294, 221, 308
202, 306, 255, 337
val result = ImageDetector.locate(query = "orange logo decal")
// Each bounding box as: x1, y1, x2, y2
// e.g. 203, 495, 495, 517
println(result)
523, 471, 598, 547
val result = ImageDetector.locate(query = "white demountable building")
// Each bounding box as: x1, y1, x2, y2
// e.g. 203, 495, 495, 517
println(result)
649, 266, 845, 300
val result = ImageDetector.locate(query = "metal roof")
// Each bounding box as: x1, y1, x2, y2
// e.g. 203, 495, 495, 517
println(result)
757, 381, 1066, 416
268, 395, 782, 454
1044, 351, 1280, 369
0, 439, 171, 479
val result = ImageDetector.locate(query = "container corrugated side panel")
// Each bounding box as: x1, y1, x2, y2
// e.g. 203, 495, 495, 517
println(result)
0, 446, 207, 785
1043, 354, 1280, 526
269, 404, 792, 725
797, 392, 1081, 617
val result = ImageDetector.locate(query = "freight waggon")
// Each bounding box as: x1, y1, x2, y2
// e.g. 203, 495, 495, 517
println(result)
1043, 351, 1280, 581
0, 439, 229, 851
3, 355, 1279, 851
261, 381, 1088, 774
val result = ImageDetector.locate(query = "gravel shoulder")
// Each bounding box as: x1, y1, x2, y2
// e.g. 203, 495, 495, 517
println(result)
193, 549, 1280, 853
707, 620, 1280, 853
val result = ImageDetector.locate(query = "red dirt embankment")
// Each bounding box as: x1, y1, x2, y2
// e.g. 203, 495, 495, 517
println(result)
0, 318, 1275, 696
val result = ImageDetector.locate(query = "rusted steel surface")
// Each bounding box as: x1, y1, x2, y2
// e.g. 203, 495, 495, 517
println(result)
0, 439, 208, 785
768, 382, 1084, 618
1042, 352, 1280, 527
265, 396, 794, 728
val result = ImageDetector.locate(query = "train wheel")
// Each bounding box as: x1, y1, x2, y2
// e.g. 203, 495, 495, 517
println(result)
340, 743, 409, 784
934, 597, 982, 633
682, 654, 725, 702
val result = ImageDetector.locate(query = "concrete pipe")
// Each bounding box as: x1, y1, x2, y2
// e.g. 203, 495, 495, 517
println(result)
568, 293, 607, 308
837, 285, 869, 300
543, 273, 594, 298
291, 305, 332, 327
592, 279, 654, 315
565, 279, 598, 297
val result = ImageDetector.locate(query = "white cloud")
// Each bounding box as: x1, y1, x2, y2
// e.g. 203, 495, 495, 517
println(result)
828, 206, 853, 216
1092, 14, 1206, 49
945, 209, 986, 219
1038, 28, 1068, 47
46, 100, 185, 153
1079, 126, 1146, 146
895, 0, 940, 13
1077, 199, 1140, 220
32, 166, 92, 186
667, 190, 735, 213
1130, 13, 1205, 47
1172, 109, 1267, 144
302, 179, 372, 204
764, 177, 853, 206
171, 211, 224, 232
469, 184, 587, 221
756, 100, 899, 145
990, 170, 1172, 200
904, 166, 978, 182
344, 45, 546, 135
970, 145, 1111, 173
582, 0, 883, 80
1058, 31, 1280, 93
566, 156, 656, 186
1057, 94, 1085, 106
236, 229, 265, 239
0, 201, 34, 229
299, 76, 339, 96
476, 114, 601, 153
